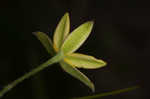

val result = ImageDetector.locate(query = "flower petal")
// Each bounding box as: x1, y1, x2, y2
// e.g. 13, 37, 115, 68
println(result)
33, 32, 55, 56
61, 21, 94, 54
53, 12, 70, 52
64, 53, 106, 69
60, 61, 95, 92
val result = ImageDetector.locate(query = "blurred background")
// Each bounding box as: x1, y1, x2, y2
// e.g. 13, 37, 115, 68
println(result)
0, 0, 150, 99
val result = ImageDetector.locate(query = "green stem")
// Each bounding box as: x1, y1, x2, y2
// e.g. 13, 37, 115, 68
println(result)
72, 86, 139, 99
0, 52, 63, 98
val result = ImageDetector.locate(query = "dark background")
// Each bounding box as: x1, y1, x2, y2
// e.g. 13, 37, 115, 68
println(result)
0, 0, 150, 99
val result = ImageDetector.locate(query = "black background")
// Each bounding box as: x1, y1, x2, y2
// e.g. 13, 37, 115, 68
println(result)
0, 0, 150, 99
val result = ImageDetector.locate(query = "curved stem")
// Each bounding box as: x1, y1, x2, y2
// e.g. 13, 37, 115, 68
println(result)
72, 86, 139, 99
0, 52, 63, 98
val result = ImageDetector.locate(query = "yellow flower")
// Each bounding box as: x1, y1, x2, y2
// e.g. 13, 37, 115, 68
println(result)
34, 13, 107, 91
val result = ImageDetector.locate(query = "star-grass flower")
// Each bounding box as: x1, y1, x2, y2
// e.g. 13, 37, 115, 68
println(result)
0, 12, 106, 97
34, 13, 106, 91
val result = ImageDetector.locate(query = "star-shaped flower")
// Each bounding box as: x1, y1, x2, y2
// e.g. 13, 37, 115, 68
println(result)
34, 13, 106, 91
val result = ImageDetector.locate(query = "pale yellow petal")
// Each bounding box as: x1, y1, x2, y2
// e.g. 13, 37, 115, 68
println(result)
64, 53, 107, 69
53, 12, 70, 52
61, 21, 93, 54
60, 61, 95, 92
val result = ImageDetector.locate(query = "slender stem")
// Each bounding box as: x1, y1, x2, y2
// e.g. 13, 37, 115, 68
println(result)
0, 52, 63, 98
72, 86, 139, 99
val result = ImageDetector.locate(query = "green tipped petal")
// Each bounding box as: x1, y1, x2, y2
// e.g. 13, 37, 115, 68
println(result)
60, 61, 95, 92
33, 32, 55, 56
61, 21, 94, 54
64, 53, 106, 69
53, 12, 70, 52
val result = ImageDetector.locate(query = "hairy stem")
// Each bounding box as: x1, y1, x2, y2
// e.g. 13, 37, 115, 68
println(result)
0, 52, 63, 98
